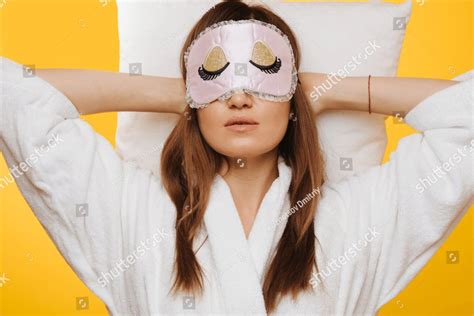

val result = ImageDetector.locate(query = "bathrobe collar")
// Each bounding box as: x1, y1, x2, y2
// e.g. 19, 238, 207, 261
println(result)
203, 156, 293, 314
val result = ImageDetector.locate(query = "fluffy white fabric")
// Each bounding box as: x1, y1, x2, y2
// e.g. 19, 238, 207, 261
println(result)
1, 56, 472, 315
115, 0, 412, 183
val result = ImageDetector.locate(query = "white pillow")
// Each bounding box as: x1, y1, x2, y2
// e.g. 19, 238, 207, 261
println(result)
115, 0, 412, 182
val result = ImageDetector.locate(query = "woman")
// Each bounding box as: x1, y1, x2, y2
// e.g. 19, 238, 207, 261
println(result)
0, 1, 472, 315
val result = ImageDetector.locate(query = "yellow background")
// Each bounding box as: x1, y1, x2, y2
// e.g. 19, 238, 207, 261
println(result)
0, 0, 472, 314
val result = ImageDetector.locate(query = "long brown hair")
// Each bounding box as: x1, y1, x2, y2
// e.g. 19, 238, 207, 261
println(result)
160, 0, 325, 312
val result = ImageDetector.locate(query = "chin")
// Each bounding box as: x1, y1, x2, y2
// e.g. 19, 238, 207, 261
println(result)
216, 148, 259, 159
214, 142, 277, 159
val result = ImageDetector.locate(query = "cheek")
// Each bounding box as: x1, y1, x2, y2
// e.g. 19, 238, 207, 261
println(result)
196, 106, 225, 144
258, 107, 290, 147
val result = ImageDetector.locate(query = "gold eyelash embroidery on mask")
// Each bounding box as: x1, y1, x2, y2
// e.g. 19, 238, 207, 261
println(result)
251, 41, 276, 66
199, 46, 230, 80
203, 46, 228, 72
249, 40, 281, 74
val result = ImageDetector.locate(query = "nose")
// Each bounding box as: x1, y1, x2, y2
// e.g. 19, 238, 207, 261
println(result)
226, 91, 253, 109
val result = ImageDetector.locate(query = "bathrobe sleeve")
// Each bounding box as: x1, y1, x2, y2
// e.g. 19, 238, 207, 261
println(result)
337, 78, 473, 310
0, 57, 158, 306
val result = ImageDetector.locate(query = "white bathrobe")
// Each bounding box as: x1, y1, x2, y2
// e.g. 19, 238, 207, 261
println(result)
1, 56, 473, 315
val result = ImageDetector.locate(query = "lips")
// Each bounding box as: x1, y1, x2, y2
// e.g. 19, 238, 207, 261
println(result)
224, 117, 259, 126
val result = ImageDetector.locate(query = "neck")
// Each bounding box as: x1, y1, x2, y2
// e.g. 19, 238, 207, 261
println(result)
218, 149, 280, 238
219, 149, 279, 183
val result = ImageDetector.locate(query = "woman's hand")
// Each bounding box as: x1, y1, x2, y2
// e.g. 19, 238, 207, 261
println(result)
36, 68, 186, 115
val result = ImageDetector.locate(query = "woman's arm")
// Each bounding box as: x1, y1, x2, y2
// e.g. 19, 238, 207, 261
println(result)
299, 72, 461, 116
1, 56, 172, 303
36, 68, 186, 115
308, 75, 472, 310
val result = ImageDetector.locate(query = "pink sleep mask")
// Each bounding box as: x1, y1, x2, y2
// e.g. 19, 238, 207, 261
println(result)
183, 19, 298, 109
